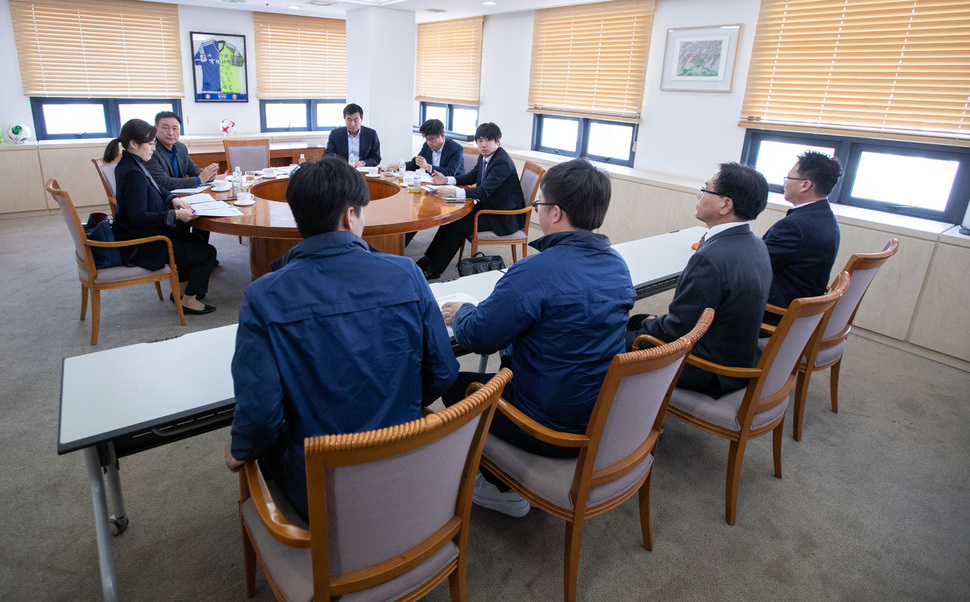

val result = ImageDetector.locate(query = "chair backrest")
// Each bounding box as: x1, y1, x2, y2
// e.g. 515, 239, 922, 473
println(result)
584, 309, 714, 486
463, 146, 480, 175
46, 179, 94, 275
224, 138, 270, 173
519, 161, 546, 209
303, 369, 510, 598
821, 239, 899, 343
92, 158, 118, 216
754, 272, 850, 410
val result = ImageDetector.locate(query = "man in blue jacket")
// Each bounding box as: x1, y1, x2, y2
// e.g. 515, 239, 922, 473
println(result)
225, 157, 458, 520
440, 158, 636, 517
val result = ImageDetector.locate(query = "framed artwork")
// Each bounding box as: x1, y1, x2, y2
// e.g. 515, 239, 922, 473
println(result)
661, 24, 742, 93
191, 31, 249, 102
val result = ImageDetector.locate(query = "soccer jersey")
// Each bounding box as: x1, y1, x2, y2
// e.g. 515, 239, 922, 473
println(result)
219, 41, 245, 94
194, 40, 221, 93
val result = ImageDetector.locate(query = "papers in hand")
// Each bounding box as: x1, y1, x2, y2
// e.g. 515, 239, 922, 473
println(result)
423, 185, 463, 202
436, 292, 478, 308
180, 193, 243, 217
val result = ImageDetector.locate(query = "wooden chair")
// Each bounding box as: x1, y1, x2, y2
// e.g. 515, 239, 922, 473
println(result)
479, 309, 713, 602
46, 179, 185, 345
459, 161, 545, 264
224, 138, 271, 173
661, 273, 850, 525
92, 157, 119, 217
462, 145, 480, 175
238, 369, 512, 601
765, 239, 900, 441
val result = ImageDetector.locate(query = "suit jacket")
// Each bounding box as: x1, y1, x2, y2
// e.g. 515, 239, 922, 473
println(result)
324, 126, 381, 166
454, 146, 525, 236
145, 141, 204, 191
763, 200, 840, 314
631, 224, 772, 396
405, 138, 465, 177
113, 151, 181, 271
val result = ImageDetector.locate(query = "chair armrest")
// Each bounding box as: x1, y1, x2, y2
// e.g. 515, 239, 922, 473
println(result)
685, 353, 762, 379
632, 334, 668, 350
472, 206, 533, 237
759, 323, 776, 337
241, 462, 310, 548
759, 303, 786, 337
85, 234, 173, 250
465, 382, 589, 448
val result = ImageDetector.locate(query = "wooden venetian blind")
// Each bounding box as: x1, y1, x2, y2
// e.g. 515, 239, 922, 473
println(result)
254, 12, 346, 99
741, 0, 970, 144
10, 0, 183, 98
415, 17, 484, 106
528, 0, 654, 123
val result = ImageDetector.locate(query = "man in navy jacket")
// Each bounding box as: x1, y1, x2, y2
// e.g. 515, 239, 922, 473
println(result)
324, 103, 381, 167
389, 118, 465, 177
763, 151, 843, 323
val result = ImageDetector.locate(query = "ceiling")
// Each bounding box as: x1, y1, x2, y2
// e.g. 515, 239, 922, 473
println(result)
154, 0, 603, 23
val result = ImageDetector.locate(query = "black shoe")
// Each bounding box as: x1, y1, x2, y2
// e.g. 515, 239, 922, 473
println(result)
416, 256, 431, 269
422, 265, 441, 281
182, 304, 216, 315
214, 259, 220, 267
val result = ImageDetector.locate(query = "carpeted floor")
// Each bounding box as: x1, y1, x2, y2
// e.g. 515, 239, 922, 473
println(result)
1, 212, 968, 601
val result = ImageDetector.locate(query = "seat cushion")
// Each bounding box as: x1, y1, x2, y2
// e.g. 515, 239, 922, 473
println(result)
669, 387, 788, 432
241, 498, 459, 602
83, 264, 171, 283
476, 229, 527, 241
482, 436, 653, 510
814, 340, 845, 367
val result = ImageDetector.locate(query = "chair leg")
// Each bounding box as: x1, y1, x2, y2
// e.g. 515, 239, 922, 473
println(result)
563, 519, 585, 602
153, 281, 163, 300
171, 276, 186, 326
511, 245, 517, 263
773, 420, 784, 478
80, 285, 89, 320
830, 359, 843, 413
521, 243, 528, 260
725, 439, 747, 526
792, 367, 811, 442
448, 556, 467, 601
90, 289, 101, 345
241, 523, 257, 597
458, 240, 465, 262
638, 471, 653, 551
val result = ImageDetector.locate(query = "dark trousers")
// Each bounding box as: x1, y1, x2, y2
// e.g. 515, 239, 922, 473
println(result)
423, 214, 477, 274
171, 232, 217, 297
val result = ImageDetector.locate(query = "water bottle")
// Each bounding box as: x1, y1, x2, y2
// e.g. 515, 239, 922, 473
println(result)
298, 153, 306, 165
232, 166, 241, 198
399, 158, 407, 180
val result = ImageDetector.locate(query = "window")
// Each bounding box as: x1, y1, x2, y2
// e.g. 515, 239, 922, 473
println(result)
527, 0, 654, 167
415, 17, 484, 138
10, 0, 183, 140
254, 12, 346, 132
742, 130, 970, 223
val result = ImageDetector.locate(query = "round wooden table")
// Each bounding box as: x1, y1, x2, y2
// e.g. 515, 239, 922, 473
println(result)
194, 175, 473, 279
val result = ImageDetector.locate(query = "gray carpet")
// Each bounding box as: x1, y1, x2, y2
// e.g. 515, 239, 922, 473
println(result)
1, 212, 968, 601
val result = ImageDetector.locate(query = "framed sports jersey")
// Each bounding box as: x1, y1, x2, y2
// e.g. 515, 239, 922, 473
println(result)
191, 31, 249, 102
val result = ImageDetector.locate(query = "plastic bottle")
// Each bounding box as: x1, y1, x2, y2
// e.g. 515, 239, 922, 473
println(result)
399, 158, 407, 180
232, 166, 242, 198
298, 154, 306, 165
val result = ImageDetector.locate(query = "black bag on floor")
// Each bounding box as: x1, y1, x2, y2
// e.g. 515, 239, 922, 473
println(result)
458, 252, 505, 277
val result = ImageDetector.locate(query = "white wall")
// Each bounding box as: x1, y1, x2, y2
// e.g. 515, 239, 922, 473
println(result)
478, 12, 535, 150
0, 0, 33, 138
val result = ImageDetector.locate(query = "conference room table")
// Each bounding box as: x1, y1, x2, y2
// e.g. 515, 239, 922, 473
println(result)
57, 225, 704, 601
193, 173, 473, 279
187, 141, 326, 174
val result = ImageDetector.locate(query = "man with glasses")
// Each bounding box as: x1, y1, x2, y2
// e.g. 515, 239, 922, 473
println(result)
439, 159, 635, 517
627, 162, 772, 397
387, 118, 465, 177
763, 151, 843, 324
146, 111, 220, 190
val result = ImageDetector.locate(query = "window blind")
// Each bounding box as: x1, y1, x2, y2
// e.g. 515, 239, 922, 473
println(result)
528, 0, 654, 123
254, 12, 346, 99
415, 17, 484, 106
10, 0, 183, 98
741, 0, 970, 144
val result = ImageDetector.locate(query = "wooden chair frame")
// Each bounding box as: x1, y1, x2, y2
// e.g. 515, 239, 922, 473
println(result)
764, 239, 899, 440
238, 369, 512, 601
46, 179, 185, 345
223, 138, 271, 174
658, 273, 850, 525
91, 157, 119, 217
479, 310, 713, 602
459, 161, 545, 264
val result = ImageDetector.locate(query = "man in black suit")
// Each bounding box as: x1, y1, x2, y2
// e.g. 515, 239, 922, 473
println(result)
627, 163, 772, 397
388, 118, 465, 177
763, 151, 843, 323
419, 122, 525, 279
324, 103, 381, 167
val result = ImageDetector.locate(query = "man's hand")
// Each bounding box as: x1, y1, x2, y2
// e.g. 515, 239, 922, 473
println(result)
353, 160, 365, 168
173, 197, 192, 210
434, 186, 458, 198
440, 301, 464, 326
200, 163, 220, 183
225, 441, 245, 472
414, 155, 431, 171
431, 172, 447, 185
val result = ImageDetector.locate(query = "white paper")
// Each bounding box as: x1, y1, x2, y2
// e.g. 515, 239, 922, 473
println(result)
436, 293, 478, 308
181, 193, 217, 205
171, 185, 211, 194
190, 201, 243, 217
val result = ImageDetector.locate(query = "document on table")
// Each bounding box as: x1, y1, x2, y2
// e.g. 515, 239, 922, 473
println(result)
180, 193, 218, 205
171, 184, 211, 194
422, 185, 463, 202
436, 293, 478, 308
178, 194, 243, 216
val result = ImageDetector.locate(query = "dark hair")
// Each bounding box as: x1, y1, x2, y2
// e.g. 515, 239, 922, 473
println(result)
343, 103, 363, 119
716, 162, 768, 221
796, 151, 843, 197
286, 156, 370, 238
103, 118, 155, 163
475, 122, 502, 141
154, 111, 182, 127
419, 119, 445, 138
540, 158, 611, 231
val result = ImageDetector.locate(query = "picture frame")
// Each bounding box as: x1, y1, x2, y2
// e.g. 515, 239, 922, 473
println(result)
660, 24, 742, 93
190, 31, 249, 102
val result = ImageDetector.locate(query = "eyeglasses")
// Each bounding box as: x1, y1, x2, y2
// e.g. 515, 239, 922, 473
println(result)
783, 176, 811, 184
699, 187, 729, 198
532, 201, 556, 210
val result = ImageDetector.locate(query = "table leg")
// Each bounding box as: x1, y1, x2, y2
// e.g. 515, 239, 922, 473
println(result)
104, 442, 129, 535
84, 446, 119, 602
249, 238, 298, 280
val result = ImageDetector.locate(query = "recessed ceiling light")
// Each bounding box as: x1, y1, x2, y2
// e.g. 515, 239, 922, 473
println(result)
425, 8, 446, 12
288, 5, 300, 8
482, 1, 497, 5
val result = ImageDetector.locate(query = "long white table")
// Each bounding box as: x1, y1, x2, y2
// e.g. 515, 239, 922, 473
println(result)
58, 226, 704, 601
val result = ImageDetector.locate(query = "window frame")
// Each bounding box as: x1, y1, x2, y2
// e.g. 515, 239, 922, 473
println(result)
417, 102, 477, 141
259, 99, 346, 133
29, 97, 182, 140
532, 114, 638, 167
741, 129, 970, 224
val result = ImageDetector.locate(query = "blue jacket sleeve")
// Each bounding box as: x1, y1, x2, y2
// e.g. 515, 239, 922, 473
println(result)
419, 285, 460, 404
452, 267, 539, 354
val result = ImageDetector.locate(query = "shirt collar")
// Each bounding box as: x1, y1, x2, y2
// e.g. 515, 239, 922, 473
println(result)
706, 221, 747, 238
